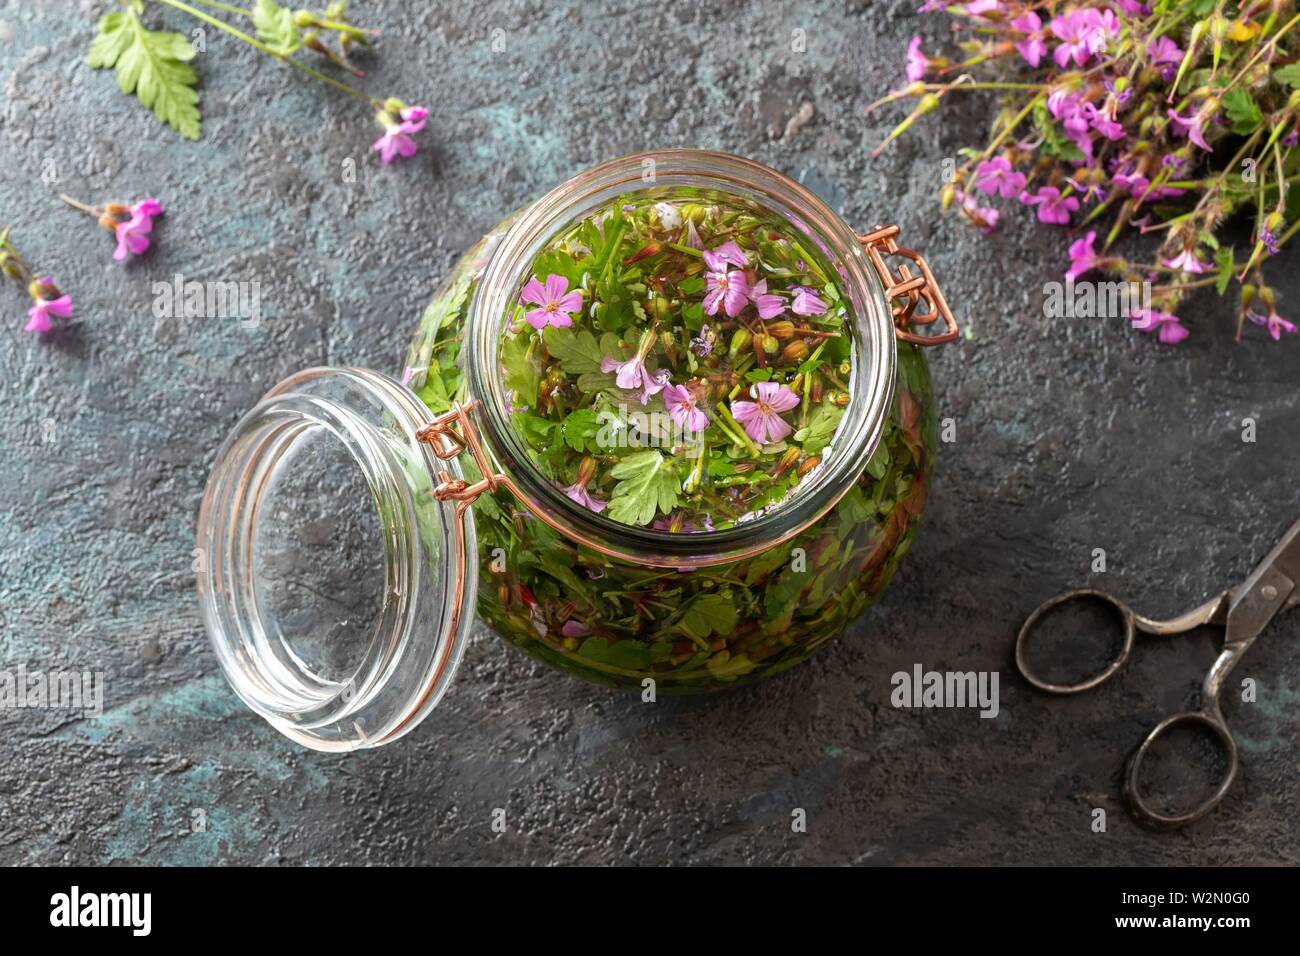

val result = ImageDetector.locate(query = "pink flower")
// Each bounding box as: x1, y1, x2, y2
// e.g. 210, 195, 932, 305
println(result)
24, 277, 73, 333
519, 273, 583, 329
1111, 167, 1150, 197
956, 190, 999, 235
702, 241, 749, 271
791, 285, 828, 316
1130, 308, 1189, 344
663, 382, 708, 433
1065, 230, 1100, 281
704, 266, 750, 317
1161, 249, 1209, 274
600, 353, 668, 405
1167, 108, 1213, 152
562, 480, 607, 513
973, 156, 1026, 199
371, 105, 428, 164
1089, 9, 1119, 54
561, 618, 592, 637
1019, 186, 1079, 225
1082, 102, 1125, 142
1247, 309, 1298, 342
1147, 36, 1183, 67
1010, 12, 1047, 67
112, 198, 163, 261
906, 36, 929, 82
749, 278, 784, 319
1051, 10, 1101, 67
965, 0, 1001, 15
731, 381, 799, 445
683, 219, 703, 250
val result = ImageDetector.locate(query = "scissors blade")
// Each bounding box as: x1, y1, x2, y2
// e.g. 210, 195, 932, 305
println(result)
1225, 516, 1300, 647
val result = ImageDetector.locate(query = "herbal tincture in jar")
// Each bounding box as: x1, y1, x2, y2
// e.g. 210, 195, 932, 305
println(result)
498, 194, 855, 532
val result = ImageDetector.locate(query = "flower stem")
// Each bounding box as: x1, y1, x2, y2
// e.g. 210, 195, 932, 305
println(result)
152, 0, 380, 107
184, 0, 252, 18
58, 194, 100, 216
715, 404, 760, 455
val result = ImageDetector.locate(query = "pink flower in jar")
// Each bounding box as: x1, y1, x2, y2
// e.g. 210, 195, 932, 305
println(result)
519, 273, 584, 329
731, 381, 800, 445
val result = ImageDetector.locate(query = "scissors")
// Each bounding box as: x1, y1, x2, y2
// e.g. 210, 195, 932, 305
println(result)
1015, 516, 1300, 831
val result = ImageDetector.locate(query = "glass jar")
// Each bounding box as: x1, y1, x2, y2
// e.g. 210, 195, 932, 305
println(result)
198, 150, 958, 751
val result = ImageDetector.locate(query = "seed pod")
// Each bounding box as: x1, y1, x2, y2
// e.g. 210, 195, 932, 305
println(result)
27, 278, 59, 301
797, 455, 822, 477
779, 340, 809, 364
680, 203, 706, 224
940, 183, 957, 213
832, 391, 850, 407
759, 333, 779, 355
773, 446, 801, 480
767, 319, 795, 339
728, 328, 752, 358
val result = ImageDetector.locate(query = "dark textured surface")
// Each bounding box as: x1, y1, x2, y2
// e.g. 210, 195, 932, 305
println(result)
1, 0, 1297, 866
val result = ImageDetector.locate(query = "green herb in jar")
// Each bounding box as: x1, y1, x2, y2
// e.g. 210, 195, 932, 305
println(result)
498, 195, 856, 531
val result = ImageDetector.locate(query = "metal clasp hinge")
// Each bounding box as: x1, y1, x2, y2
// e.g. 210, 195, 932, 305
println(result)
414, 399, 505, 505
859, 225, 960, 346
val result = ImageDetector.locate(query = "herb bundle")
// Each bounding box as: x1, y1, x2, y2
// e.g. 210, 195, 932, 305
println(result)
875, 0, 1300, 343
87, 0, 426, 163
497, 196, 856, 532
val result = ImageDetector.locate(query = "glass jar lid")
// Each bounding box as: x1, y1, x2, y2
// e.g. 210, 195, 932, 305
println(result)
197, 367, 476, 751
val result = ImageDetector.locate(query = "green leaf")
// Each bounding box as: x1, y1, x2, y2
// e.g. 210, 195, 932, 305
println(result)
680, 593, 739, 640
1221, 89, 1263, 135
1274, 63, 1300, 89
1032, 99, 1084, 162
606, 450, 681, 526
253, 0, 300, 54
501, 333, 540, 409
561, 408, 602, 452
88, 9, 201, 141
793, 400, 844, 456
577, 637, 652, 671
542, 326, 605, 375
1214, 246, 1234, 296
531, 249, 583, 287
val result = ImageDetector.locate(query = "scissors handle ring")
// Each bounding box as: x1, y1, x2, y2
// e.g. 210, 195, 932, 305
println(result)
1123, 710, 1239, 831
1015, 588, 1136, 694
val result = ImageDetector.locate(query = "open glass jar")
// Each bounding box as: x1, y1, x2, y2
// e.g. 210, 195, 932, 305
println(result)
198, 150, 958, 751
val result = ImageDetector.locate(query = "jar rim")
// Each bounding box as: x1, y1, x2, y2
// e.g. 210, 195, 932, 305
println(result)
464, 150, 897, 566
197, 366, 476, 751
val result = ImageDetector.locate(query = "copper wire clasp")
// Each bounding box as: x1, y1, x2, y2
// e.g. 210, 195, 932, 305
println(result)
414, 399, 504, 504
859, 225, 959, 346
